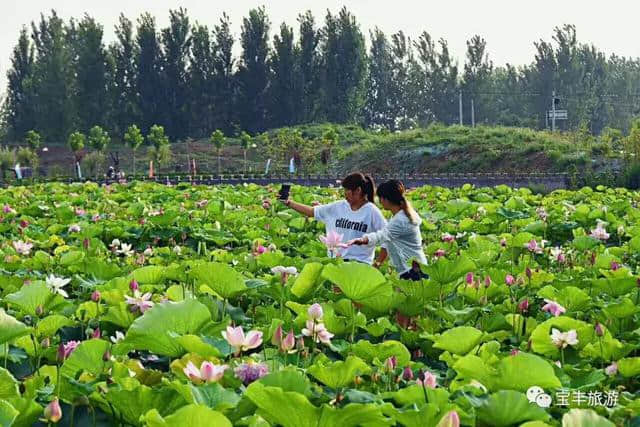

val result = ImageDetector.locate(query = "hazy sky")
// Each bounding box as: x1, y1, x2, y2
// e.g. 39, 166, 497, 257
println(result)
1, 0, 638, 89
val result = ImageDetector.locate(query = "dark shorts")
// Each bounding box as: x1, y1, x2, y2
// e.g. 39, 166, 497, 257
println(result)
400, 268, 428, 281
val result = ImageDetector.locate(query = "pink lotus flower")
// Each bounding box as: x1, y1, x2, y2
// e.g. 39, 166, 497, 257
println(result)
611, 261, 620, 271
57, 340, 80, 361
510, 349, 520, 356
308, 303, 324, 320
2, 204, 15, 214
590, 221, 610, 240
13, 240, 33, 255
434, 249, 446, 258
402, 366, 414, 381
301, 320, 334, 344
91, 214, 101, 222
319, 230, 348, 254
605, 362, 618, 376
43, 398, 62, 423
484, 276, 491, 288
500, 238, 507, 247
196, 199, 209, 208
183, 361, 228, 383
465, 272, 474, 284
542, 299, 566, 317
222, 326, 263, 355
505, 275, 515, 286
441, 233, 455, 243
68, 224, 81, 233
525, 239, 545, 254
262, 199, 271, 209
125, 290, 154, 313
416, 370, 437, 388
518, 298, 530, 313
75, 208, 86, 216
254, 244, 267, 255
436, 411, 460, 427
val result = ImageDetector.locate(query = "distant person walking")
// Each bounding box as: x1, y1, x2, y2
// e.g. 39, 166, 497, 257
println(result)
282, 172, 388, 266
347, 179, 427, 281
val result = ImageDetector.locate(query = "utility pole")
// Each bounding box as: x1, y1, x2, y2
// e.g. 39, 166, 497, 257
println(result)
459, 91, 463, 125
471, 99, 475, 127
551, 90, 556, 132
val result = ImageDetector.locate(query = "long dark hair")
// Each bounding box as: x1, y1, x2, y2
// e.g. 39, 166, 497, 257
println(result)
342, 172, 375, 203
377, 180, 418, 224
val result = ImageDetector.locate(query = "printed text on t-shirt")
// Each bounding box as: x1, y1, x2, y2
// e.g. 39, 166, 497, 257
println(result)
335, 218, 368, 232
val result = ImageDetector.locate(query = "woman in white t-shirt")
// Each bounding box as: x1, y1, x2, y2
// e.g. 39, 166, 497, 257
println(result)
283, 172, 388, 266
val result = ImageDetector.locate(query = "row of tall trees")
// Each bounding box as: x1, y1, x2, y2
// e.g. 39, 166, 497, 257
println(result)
4, 8, 640, 144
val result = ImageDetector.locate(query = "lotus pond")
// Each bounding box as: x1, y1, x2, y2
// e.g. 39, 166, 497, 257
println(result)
1, 181, 639, 426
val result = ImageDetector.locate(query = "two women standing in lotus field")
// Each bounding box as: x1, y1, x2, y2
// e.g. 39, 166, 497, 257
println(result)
282, 172, 428, 281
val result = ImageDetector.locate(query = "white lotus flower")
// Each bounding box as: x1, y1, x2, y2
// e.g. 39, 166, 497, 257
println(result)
13, 240, 33, 256
110, 331, 125, 344
117, 243, 134, 257
68, 224, 81, 233
550, 328, 578, 349
46, 275, 71, 298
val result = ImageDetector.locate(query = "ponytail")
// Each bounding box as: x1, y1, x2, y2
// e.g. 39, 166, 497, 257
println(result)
363, 174, 375, 203
342, 172, 375, 203
377, 180, 419, 224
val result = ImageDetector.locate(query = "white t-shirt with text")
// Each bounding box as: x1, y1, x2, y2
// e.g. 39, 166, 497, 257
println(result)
314, 200, 387, 264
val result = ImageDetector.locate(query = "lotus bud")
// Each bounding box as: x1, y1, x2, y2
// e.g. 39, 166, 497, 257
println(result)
41, 337, 50, 349
91, 290, 101, 302
43, 398, 62, 423
465, 272, 474, 284
102, 350, 111, 362
402, 366, 414, 381
384, 356, 397, 372
296, 336, 305, 351
611, 261, 620, 271
436, 410, 460, 427
484, 276, 491, 288
417, 369, 426, 383
19, 220, 28, 229
271, 324, 283, 347
510, 348, 520, 356
595, 322, 604, 337
518, 298, 530, 313
308, 303, 323, 320
281, 330, 295, 352
500, 238, 507, 247
525, 267, 532, 279
371, 372, 381, 383
83, 238, 90, 250
354, 376, 363, 385
129, 280, 139, 291
35, 305, 44, 316
92, 328, 101, 339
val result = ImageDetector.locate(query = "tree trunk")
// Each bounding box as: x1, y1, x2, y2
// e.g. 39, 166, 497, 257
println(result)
217, 148, 221, 176
133, 150, 136, 177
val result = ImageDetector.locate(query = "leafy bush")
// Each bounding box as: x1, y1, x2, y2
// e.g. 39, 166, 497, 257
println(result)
81, 151, 106, 178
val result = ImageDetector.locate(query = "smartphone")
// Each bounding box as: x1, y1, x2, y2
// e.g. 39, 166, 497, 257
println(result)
278, 183, 291, 200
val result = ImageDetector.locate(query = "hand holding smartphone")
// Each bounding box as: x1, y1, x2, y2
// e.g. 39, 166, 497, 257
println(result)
278, 183, 291, 200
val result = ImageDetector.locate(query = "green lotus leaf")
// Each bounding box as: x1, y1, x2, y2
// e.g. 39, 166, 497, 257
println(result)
321, 263, 387, 301
122, 300, 211, 357
530, 316, 594, 357
0, 309, 32, 345
428, 326, 484, 355
0, 369, 19, 400
106, 384, 189, 426
617, 357, 640, 377
0, 400, 18, 427
190, 262, 247, 299
291, 262, 324, 299
5, 283, 54, 316
35, 314, 72, 339
142, 404, 232, 427
422, 255, 475, 285
307, 356, 371, 390
245, 382, 319, 427
128, 266, 167, 285
351, 340, 411, 367
474, 390, 550, 426
561, 409, 615, 427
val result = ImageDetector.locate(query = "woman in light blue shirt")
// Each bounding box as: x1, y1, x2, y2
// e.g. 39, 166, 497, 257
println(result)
348, 180, 428, 280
